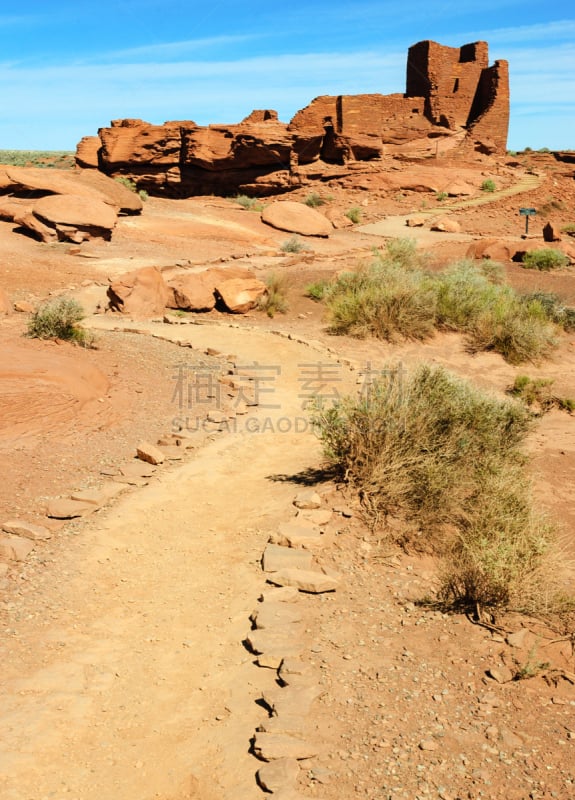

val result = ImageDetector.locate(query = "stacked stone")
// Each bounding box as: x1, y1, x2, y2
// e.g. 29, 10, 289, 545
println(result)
246, 488, 340, 797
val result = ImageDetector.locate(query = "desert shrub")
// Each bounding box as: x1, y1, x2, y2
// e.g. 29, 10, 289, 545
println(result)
27, 298, 93, 347
467, 296, 557, 364
138, 189, 149, 201
508, 374, 575, 413
561, 223, 575, 236
481, 178, 496, 192
115, 176, 137, 192
306, 278, 332, 302
520, 291, 575, 332
522, 249, 569, 271
345, 207, 362, 224
383, 237, 424, 270
313, 363, 563, 613
319, 252, 560, 363
280, 236, 306, 254
234, 194, 264, 212
257, 272, 289, 318
324, 259, 437, 341
436, 191, 448, 202
304, 192, 325, 208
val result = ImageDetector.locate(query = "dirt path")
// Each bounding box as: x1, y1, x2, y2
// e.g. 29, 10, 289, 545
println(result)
358, 172, 543, 242
0, 322, 353, 800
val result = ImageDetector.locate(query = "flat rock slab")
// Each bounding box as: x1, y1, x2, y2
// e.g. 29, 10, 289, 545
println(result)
251, 603, 303, 630
296, 508, 333, 527
259, 713, 310, 736
271, 522, 324, 550
2, 519, 51, 541
262, 685, 323, 717
257, 758, 300, 793
262, 544, 314, 573
267, 568, 339, 593
262, 201, 333, 238
246, 627, 305, 658
259, 586, 300, 603
253, 732, 318, 761
46, 499, 97, 519
70, 482, 126, 506
0, 533, 35, 562
120, 461, 157, 478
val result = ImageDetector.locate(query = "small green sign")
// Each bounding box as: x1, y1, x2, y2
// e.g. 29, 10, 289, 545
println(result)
519, 208, 537, 216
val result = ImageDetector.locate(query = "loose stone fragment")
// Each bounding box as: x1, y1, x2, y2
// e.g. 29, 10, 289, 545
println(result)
267, 568, 338, 593
253, 732, 318, 761
46, 499, 97, 519
262, 544, 314, 573
293, 490, 321, 510
256, 758, 300, 793
2, 520, 51, 541
259, 586, 300, 603
0, 533, 35, 562
136, 441, 165, 465
250, 603, 303, 630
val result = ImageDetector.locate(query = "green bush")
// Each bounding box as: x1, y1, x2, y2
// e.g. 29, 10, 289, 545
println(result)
233, 194, 264, 212
257, 273, 289, 318
481, 179, 496, 192
27, 298, 93, 347
115, 176, 137, 192
508, 374, 575, 414
305, 278, 331, 302
522, 249, 569, 271
312, 363, 563, 614
345, 207, 362, 224
520, 291, 575, 332
561, 223, 575, 236
436, 191, 448, 202
304, 192, 325, 208
138, 189, 149, 202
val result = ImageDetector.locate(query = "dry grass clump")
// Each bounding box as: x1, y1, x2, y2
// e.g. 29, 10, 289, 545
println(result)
312, 363, 568, 615
257, 272, 289, 318
318, 245, 561, 364
27, 297, 93, 347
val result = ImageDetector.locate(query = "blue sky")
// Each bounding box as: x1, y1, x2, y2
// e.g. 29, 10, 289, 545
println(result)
0, 1, 573, 152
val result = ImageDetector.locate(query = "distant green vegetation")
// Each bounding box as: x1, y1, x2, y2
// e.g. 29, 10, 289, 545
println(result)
481, 178, 496, 192
0, 150, 75, 169
233, 194, 264, 212
345, 206, 362, 224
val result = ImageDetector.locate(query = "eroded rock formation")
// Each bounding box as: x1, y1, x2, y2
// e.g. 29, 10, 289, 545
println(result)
77, 40, 509, 197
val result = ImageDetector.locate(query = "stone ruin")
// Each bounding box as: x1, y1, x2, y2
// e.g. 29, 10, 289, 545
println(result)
76, 40, 509, 197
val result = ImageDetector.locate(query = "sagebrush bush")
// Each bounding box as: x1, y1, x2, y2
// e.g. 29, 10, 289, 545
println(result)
481, 178, 496, 192
27, 298, 93, 347
305, 278, 331, 302
280, 236, 306, 254
304, 192, 325, 208
234, 194, 264, 212
522, 249, 569, 270
318, 250, 560, 363
345, 207, 362, 224
312, 363, 564, 613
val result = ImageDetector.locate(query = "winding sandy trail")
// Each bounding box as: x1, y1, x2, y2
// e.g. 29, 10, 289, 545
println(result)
0, 322, 353, 800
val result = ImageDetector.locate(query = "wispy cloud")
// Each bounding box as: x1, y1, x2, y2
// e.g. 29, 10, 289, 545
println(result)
468, 19, 575, 46
96, 34, 262, 63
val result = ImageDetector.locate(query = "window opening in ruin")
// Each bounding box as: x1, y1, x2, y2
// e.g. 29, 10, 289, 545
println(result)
453, 78, 460, 93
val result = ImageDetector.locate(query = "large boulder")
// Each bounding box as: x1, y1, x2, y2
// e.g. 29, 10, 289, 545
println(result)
466, 239, 523, 262
73, 169, 143, 214
262, 201, 333, 237
167, 273, 217, 312
75, 136, 101, 169
215, 277, 267, 313
31, 194, 118, 243
430, 216, 462, 233
108, 266, 170, 316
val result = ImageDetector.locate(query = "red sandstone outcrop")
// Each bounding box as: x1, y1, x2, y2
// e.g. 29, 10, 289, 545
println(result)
108, 267, 171, 316
76, 40, 509, 197
261, 201, 333, 237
